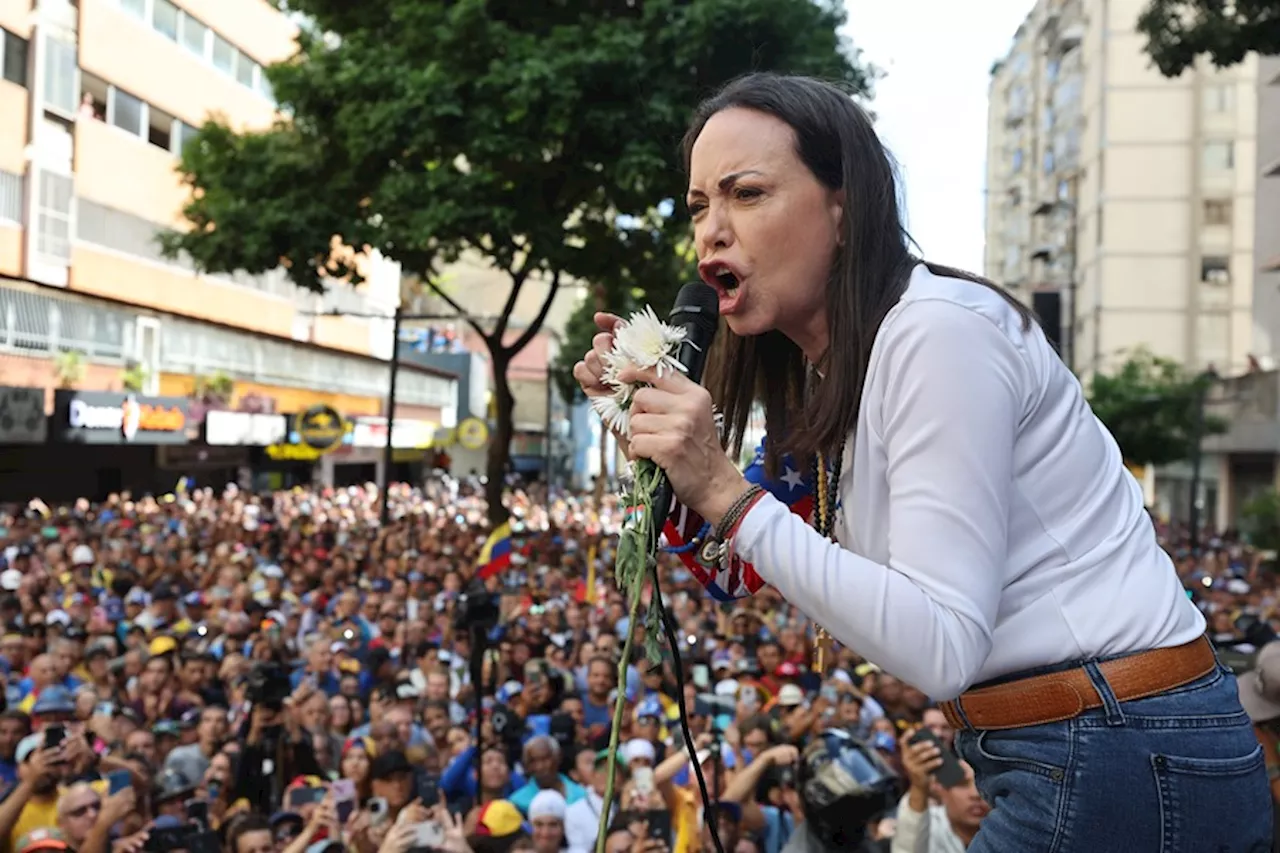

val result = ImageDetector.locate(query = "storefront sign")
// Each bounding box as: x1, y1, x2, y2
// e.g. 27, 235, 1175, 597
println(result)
0, 386, 47, 444
294, 404, 346, 453
55, 391, 189, 445
205, 411, 288, 447
350, 417, 437, 449
456, 417, 489, 450
266, 443, 325, 462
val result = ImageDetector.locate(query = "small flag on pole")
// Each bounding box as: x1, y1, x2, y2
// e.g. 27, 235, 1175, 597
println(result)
476, 521, 513, 580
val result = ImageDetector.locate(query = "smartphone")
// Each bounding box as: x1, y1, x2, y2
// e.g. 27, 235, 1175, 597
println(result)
908, 728, 966, 788
107, 769, 132, 795
691, 664, 710, 689
632, 767, 654, 796
186, 799, 210, 830
288, 786, 326, 808
643, 809, 672, 841
411, 822, 445, 849
331, 779, 356, 824
819, 685, 840, 704
44, 724, 66, 750
414, 770, 439, 806
95, 702, 116, 718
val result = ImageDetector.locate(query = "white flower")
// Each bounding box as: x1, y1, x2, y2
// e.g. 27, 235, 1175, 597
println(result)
591, 394, 631, 437
612, 306, 687, 378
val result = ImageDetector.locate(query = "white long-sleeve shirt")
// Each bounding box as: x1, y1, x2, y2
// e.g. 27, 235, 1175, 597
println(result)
564, 789, 611, 853
730, 264, 1204, 698
890, 794, 967, 853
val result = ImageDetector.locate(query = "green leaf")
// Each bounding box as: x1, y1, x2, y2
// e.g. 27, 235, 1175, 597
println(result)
1137, 0, 1280, 78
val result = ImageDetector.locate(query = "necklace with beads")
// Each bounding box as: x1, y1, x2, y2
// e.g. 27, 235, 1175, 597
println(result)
811, 440, 846, 672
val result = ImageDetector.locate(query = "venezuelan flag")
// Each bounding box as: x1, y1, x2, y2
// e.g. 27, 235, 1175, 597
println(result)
476, 521, 513, 580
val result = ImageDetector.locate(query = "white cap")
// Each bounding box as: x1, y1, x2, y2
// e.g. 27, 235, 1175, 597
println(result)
71, 545, 94, 566
0, 569, 21, 591
620, 739, 656, 765
528, 789, 567, 821
776, 684, 805, 707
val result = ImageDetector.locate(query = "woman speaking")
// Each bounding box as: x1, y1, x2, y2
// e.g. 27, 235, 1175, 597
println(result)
573, 74, 1271, 851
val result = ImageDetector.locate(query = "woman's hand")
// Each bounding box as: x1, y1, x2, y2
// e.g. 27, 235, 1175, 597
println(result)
621, 366, 751, 525
572, 313, 630, 448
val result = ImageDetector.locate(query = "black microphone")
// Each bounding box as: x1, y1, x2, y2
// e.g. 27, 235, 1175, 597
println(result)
650, 281, 720, 538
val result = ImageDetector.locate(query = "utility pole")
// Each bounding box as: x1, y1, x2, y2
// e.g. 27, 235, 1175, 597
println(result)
1187, 368, 1218, 553
380, 304, 403, 526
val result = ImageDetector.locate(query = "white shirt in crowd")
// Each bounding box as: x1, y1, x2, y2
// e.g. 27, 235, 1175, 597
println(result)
734, 264, 1205, 699
890, 794, 966, 853
564, 789, 612, 853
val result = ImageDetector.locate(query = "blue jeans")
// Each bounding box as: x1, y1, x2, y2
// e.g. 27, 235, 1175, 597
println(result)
954, 658, 1273, 852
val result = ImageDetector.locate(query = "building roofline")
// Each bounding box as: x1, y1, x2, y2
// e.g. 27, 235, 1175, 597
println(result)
0, 274, 457, 381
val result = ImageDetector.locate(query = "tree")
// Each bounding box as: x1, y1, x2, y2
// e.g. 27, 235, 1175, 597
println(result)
1087, 348, 1226, 467
1138, 0, 1280, 77
160, 0, 870, 524
1240, 488, 1280, 552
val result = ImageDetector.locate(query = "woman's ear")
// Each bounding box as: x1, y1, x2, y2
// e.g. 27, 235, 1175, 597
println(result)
830, 189, 846, 246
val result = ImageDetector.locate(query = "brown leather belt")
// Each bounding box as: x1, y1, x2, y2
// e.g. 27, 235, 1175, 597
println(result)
939, 636, 1218, 731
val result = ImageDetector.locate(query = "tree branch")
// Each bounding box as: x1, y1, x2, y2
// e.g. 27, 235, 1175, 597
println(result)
505, 269, 561, 357
420, 274, 489, 342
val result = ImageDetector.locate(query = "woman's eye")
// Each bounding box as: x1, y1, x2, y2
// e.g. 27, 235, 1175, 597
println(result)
735, 187, 762, 201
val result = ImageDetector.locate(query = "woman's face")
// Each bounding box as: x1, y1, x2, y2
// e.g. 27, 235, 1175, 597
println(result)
687, 107, 843, 349
341, 747, 371, 782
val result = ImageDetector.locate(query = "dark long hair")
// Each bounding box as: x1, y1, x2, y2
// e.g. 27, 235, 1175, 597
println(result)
680, 73, 1034, 475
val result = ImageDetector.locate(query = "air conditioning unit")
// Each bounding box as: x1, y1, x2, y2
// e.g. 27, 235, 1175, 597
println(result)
1205, 269, 1231, 286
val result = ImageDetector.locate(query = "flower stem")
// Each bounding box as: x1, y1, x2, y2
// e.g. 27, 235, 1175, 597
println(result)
595, 472, 655, 853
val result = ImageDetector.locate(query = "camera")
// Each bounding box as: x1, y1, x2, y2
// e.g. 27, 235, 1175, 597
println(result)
454, 578, 500, 632
245, 661, 291, 711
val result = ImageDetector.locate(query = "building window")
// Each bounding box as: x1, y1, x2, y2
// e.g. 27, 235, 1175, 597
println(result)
211, 34, 235, 75
120, 0, 145, 18
180, 14, 208, 58
1201, 255, 1230, 284
1, 29, 28, 88
35, 170, 72, 262
1203, 141, 1234, 171
235, 51, 256, 88
152, 0, 179, 41
257, 72, 273, 102
42, 36, 77, 117
1012, 148, 1024, 172
147, 105, 174, 150
1203, 84, 1234, 114
109, 87, 145, 137
174, 121, 198, 155
1043, 148, 1055, 174
1203, 199, 1232, 226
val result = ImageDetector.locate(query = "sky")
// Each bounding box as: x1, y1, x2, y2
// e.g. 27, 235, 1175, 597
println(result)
842, 0, 1036, 273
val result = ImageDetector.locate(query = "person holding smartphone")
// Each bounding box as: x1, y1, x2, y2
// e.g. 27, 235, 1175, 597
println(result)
892, 735, 989, 853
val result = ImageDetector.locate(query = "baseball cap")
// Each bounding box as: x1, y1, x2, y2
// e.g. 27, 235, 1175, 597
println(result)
15, 733, 42, 764
32, 686, 75, 716
474, 800, 523, 837
1238, 641, 1280, 722
776, 684, 805, 707
16, 828, 68, 853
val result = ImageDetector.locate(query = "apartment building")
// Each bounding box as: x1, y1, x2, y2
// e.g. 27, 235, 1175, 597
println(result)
985, 0, 1260, 379
0, 0, 456, 497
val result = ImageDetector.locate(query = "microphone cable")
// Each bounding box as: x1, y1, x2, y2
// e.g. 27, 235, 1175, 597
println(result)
645, 527, 727, 853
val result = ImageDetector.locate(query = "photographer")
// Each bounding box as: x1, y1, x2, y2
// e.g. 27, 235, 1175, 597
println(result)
230, 665, 323, 815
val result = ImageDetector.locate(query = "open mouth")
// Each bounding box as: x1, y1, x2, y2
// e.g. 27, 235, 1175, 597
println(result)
709, 266, 739, 295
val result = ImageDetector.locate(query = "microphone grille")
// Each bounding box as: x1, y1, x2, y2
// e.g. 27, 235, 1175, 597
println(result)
670, 282, 720, 339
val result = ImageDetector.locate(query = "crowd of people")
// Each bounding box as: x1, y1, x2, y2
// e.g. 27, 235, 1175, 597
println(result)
0, 476, 1270, 853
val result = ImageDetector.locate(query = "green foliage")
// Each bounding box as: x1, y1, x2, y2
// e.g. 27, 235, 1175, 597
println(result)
120, 364, 149, 393
1241, 488, 1280, 552
1087, 348, 1226, 467
1138, 0, 1280, 77
195, 371, 236, 403
160, 0, 870, 519
54, 351, 84, 390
